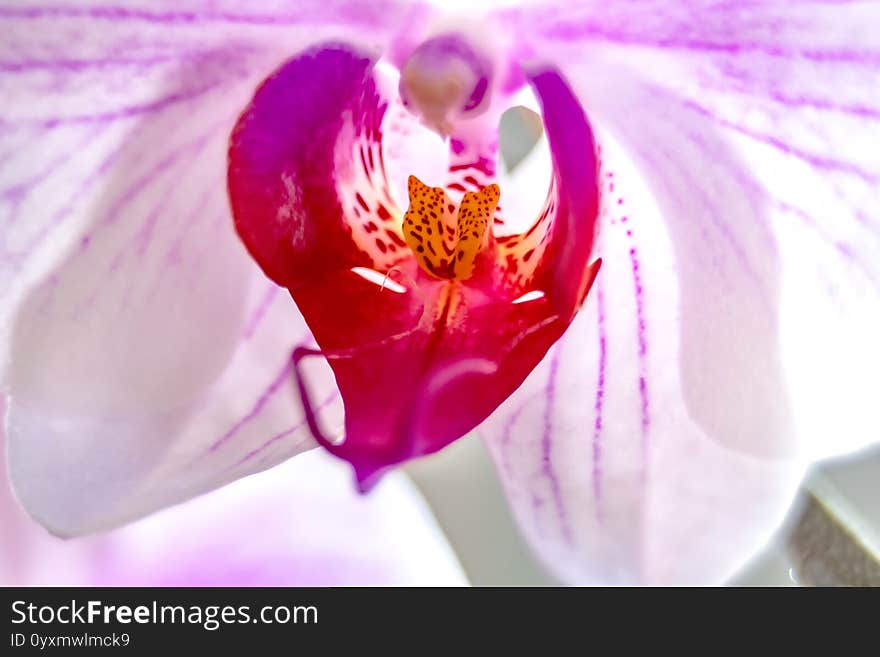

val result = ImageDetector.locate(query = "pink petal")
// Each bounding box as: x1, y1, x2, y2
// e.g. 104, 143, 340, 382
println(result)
0, 3, 414, 534
96, 451, 466, 586
481, 1, 880, 583
0, 396, 466, 586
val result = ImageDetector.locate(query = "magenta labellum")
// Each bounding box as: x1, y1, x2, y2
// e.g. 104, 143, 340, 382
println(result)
228, 43, 600, 488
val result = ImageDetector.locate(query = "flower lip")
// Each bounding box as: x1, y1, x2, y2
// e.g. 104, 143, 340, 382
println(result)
228, 42, 600, 487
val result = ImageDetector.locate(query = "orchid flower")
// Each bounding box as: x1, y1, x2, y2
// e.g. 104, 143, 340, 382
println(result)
0, 396, 465, 585
1, 0, 878, 586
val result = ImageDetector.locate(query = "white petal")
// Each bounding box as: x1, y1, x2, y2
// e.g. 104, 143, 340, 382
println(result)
498, 0, 880, 461
0, 3, 412, 533
1, 395, 465, 586
483, 134, 806, 584
478, 1, 880, 584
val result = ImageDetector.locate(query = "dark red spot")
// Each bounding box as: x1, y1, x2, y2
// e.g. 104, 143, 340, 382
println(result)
359, 148, 369, 176
524, 216, 545, 238
376, 204, 392, 221
375, 239, 387, 253
386, 230, 406, 247
449, 157, 494, 177
355, 193, 370, 213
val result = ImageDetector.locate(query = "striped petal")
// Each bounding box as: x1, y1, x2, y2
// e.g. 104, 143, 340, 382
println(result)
481, 0, 879, 583
0, 1, 415, 534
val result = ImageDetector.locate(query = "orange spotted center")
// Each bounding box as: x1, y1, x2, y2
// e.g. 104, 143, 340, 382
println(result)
402, 175, 500, 280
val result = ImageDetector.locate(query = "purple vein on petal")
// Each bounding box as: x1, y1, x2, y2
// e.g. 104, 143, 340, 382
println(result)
208, 356, 295, 452
775, 199, 880, 293
655, 142, 777, 311
639, 145, 765, 291
698, 79, 880, 121
498, 397, 529, 478
0, 124, 106, 214
19, 81, 232, 128
12, 130, 136, 261
2, 117, 229, 292
0, 4, 395, 26
607, 172, 651, 466
100, 121, 225, 231
0, 54, 197, 73
117, 126, 232, 270
592, 283, 607, 521
683, 99, 880, 184
534, 22, 880, 66
70, 130, 224, 308
161, 183, 225, 268
658, 112, 880, 294
142, 205, 226, 304
735, 163, 880, 291
242, 284, 279, 340
0, 125, 44, 169
0, 5, 281, 24
541, 346, 573, 546
624, 224, 650, 476
123, 152, 216, 265
619, 85, 776, 307
0, 129, 132, 302
232, 391, 338, 470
